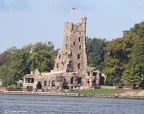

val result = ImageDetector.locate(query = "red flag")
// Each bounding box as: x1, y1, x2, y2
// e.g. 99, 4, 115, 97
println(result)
72, 8, 78, 12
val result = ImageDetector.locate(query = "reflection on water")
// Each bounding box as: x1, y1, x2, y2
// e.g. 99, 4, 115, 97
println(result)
0, 94, 144, 114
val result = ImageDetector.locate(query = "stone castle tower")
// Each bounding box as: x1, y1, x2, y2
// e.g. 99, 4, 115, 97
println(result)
53, 16, 87, 73
23, 16, 106, 92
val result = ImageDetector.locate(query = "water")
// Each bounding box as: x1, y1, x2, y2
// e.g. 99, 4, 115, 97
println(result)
0, 94, 144, 114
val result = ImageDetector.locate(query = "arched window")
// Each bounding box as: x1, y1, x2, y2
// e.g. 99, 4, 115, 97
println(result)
37, 82, 42, 89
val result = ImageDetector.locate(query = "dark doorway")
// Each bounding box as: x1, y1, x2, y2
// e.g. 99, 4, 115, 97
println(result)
63, 79, 68, 89
100, 76, 105, 85
37, 82, 42, 89
71, 77, 74, 84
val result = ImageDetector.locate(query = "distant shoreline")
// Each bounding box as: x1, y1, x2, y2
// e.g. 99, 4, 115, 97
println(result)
1, 90, 144, 99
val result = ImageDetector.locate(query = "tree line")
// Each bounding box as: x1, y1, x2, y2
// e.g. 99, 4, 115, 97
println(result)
0, 42, 59, 87
87, 21, 144, 88
0, 21, 144, 88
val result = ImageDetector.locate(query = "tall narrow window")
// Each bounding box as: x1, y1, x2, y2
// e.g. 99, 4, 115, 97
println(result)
77, 54, 80, 59
79, 37, 81, 42
78, 63, 80, 69
71, 78, 74, 84
56, 63, 59, 68
31, 78, 34, 83
44, 81, 47, 86
73, 42, 75, 46
66, 44, 67, 49
52, 80, 55, 87
79, 45, 81, 50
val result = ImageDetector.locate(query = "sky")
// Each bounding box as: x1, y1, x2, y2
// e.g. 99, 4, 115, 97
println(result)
0, 0, 144, 53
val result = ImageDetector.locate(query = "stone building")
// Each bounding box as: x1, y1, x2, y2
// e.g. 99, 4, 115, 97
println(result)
23, 16, 106, 92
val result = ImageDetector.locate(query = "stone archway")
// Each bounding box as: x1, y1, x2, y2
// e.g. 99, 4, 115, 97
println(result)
37, 82, 42, 89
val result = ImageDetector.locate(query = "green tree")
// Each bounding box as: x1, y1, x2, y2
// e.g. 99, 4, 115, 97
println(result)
103, 38, 126, 86
0, 65, 15, 87
86, 37, 108, 70
27, 42, 58, 72
122, 33, 144, 87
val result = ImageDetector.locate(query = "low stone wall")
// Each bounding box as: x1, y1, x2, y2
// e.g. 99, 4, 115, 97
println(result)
1, 90, 144, 98
0, 91, 79, 97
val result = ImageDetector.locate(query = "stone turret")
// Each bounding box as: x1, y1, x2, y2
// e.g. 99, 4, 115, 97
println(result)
53, 16, 87, 73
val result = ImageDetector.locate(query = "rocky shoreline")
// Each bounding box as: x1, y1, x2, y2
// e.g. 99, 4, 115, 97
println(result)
1, 90, 144, 98
80, 91, 144, 98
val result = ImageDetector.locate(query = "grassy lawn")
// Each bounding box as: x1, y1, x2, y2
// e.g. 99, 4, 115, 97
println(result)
78, 88, 142, 94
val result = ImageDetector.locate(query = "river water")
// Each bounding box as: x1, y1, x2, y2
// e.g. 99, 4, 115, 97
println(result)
0, 94, 144, 114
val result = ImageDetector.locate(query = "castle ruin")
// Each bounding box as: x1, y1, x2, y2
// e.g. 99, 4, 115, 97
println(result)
23, 16, 106, 92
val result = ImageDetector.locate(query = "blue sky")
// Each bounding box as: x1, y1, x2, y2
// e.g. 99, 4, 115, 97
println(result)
0, 0, 144, 52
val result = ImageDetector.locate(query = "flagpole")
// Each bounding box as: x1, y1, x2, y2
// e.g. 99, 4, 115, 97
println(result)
71, 8, 78, 22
